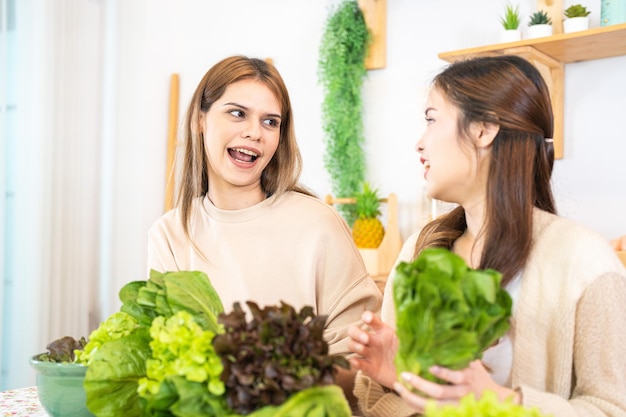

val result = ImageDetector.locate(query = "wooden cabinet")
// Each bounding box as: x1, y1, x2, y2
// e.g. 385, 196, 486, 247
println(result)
438, 22, 626, 159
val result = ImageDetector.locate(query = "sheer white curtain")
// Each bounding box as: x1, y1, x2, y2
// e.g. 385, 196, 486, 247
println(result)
1, 0, 107, 390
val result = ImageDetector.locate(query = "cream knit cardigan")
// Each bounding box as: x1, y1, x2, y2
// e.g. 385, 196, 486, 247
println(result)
354, 210, 626, 417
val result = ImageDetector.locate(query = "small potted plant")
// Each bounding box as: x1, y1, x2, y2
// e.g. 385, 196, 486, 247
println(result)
528, 10, 553, 38
499, 2, 522, 42
563, 4, 591, 33
29, 336, 93, 417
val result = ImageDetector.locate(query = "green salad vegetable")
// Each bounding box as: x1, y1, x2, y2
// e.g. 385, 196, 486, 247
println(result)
79, 270, 351, 417
424, 390, 550, 417
241, 385, 350, 417
75, 311, 139, 365
83, 270, 228, 417
393, 248, 513, 383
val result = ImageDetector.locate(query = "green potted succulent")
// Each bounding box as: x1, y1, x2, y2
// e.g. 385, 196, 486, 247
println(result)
564, 4, 591, 33
499, 2, 522, 42
528, 10, 553, 38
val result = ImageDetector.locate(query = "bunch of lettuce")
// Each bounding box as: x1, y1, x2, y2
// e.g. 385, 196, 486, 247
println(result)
81, 270, 228, 417
393, 248, 512, 383
424, 391, 549, 417
79, 270, 352, 417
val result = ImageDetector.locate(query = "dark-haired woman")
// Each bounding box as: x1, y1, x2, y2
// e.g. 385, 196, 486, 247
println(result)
348, 55, 626, 417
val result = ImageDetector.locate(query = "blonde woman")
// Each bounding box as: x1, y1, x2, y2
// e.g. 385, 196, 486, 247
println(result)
147, 56, 382, 406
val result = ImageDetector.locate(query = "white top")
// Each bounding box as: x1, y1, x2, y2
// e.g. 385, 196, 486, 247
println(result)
481, 273, 522, 386
146, 191, 382, 356
356, 209, 626, 417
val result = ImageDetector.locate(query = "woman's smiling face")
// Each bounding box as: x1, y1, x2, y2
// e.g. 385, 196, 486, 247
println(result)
415, 87, 482, 206
201, 79, 281, 196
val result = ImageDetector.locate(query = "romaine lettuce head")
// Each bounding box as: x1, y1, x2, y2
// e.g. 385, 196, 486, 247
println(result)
243, 385, 351, 417
393, 248, 512, 383
83, 270, 227, 417
84, 327, 152, 417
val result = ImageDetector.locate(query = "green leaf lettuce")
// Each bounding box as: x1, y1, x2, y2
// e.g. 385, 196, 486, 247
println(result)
393, 248, 513, 383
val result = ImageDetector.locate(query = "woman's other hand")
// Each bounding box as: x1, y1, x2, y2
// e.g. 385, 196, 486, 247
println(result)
392, 360, 520, 412
347, 310, 399, 389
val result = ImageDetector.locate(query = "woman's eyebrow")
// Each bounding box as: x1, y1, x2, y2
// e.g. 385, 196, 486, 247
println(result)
223, 101, 281, 119
222, 101, 245, 108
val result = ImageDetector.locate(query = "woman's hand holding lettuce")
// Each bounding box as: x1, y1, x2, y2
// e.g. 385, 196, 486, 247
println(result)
393, 248, 513, 384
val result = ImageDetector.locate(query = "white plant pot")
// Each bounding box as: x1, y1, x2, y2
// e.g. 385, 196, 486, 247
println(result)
563, 16, 590, 33
527, 24, 553, 39
500, 29, 522, 43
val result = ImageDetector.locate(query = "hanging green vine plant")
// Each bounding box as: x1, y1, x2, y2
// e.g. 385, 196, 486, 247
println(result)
318, 0, 371, 226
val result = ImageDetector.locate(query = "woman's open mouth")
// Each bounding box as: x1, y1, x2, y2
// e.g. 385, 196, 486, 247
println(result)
228, 147, 258, 163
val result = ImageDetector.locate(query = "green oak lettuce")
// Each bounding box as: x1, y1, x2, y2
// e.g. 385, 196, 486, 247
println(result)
393, 248, 512, 383
424, 391, 550, 417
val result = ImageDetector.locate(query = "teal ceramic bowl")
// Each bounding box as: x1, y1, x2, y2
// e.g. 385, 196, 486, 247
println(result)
29, 355, 94, 417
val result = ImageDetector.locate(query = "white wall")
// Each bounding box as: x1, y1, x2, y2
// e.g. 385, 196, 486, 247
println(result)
107, 0, 626, 309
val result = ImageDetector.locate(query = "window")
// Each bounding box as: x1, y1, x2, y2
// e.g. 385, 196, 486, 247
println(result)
1, 0, 17, 390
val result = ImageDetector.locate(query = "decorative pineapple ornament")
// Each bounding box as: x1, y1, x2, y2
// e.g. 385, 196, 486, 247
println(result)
352, 182, 385, 248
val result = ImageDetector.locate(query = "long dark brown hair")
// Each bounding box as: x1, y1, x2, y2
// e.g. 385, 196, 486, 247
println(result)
176, 55, 313, 238
414, 55, 556, 285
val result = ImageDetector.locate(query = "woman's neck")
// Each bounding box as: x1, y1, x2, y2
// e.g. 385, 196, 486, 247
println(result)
207, 186, 267, 210
455, 200, 486, 268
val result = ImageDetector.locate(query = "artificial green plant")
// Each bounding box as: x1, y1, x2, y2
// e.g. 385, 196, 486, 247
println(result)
529, 10, 552, 26
318, 0, 370, 226
564, 4, 591, 18
500, 2, 521, 29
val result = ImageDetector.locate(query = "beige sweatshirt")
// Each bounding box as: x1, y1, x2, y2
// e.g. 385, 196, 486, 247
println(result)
147, 191, 383, 356
355, 210, 626, 417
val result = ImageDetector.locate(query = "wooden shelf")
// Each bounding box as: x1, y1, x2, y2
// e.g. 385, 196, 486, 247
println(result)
438, 23, 626, 159
439, 23, 626, 63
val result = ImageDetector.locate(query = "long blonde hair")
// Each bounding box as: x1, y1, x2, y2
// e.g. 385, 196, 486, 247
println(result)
176, 55, 313, 238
